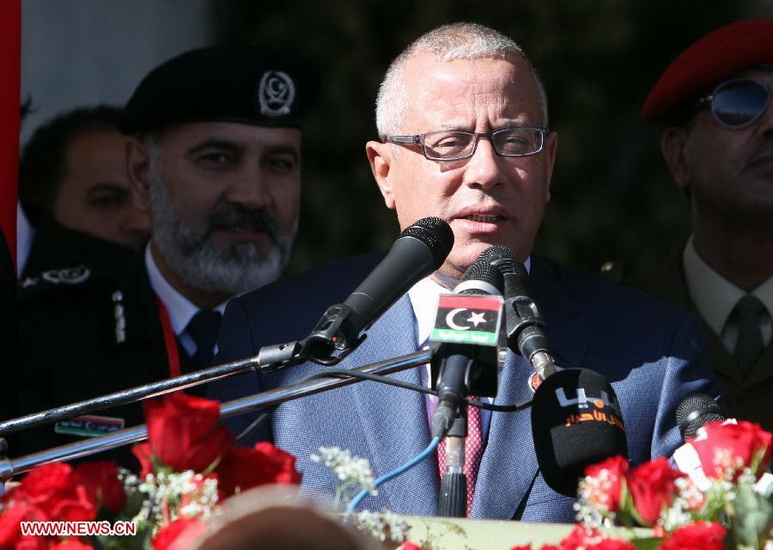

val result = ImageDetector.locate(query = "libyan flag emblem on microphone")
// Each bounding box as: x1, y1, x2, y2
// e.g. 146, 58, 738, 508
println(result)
430, 294, 503, 346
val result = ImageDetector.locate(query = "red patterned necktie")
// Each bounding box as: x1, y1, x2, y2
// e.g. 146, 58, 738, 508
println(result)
437, 399, 484, 517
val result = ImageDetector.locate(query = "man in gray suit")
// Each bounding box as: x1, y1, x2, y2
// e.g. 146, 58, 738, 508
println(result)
210, 23, 718, 522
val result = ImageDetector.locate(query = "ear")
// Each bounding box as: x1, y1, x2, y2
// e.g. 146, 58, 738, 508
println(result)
366, 140, 396, 209
543, 131, 559, 202
126, 138, 153, 212
661, 128, 690, 189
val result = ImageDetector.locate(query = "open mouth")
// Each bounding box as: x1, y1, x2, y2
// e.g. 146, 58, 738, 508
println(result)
465, 215, 501, 223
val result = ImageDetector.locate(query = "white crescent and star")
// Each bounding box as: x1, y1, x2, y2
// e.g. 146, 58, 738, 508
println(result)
445, 308, 487, 330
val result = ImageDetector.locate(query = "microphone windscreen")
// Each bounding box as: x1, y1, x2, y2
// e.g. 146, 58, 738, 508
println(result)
675, 393, 726, 441
531, 368, 628, 496
399, 217, 454, 269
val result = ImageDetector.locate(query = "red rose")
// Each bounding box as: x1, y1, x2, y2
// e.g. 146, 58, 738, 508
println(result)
586, 540, 634, 550
510, 546, 532, 550
401, 543, 424, 550
8, 463, 97, 522
659, 521, 726, 550
151, 517, 205, 550
0, 501, 48, 548
215, 442, 302, 497
582, 455, 629, 513
142, 392, 235, 473
691, 421, 773, 480
50, 541, 95, 549
74, 461, 126, 514
627, 457, 681, 525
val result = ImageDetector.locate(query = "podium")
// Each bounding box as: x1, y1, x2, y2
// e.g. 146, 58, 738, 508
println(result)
402, 516, 575, 548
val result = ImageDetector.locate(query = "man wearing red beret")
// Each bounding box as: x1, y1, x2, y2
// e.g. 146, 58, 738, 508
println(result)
633, 18, 773, 431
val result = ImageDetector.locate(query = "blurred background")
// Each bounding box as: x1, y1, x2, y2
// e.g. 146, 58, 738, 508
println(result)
21, 0, 773, 278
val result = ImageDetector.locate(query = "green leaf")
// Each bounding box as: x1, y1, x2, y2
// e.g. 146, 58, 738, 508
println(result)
731, 482, 773, 548
630, 537, 663, 550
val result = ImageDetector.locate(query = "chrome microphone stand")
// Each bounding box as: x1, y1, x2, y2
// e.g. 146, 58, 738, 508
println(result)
0, 349, 432, 481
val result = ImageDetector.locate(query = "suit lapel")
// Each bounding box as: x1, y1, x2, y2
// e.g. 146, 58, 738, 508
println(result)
348, 295, 439, 516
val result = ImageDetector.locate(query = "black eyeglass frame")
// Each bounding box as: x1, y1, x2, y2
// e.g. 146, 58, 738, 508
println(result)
694, 78, 772, 130
383, 126, 550, 161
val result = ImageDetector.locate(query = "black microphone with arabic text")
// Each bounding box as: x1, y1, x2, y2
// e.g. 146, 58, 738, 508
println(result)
531, 368, 628, 497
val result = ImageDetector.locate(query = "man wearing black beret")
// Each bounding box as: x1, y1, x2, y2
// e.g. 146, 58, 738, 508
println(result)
631, 19, 773, 431
14, 47, 310, 467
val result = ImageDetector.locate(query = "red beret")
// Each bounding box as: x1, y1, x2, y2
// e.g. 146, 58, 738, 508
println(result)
641, 18, 773, 122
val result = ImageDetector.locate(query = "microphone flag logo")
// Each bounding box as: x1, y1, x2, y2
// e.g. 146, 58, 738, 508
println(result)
430, 294, 503, 346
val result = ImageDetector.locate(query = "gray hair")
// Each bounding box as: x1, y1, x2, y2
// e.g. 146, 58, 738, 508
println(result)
375, 22, 549, 137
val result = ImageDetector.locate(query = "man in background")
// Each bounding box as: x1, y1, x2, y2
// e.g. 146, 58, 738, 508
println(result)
632, 18, 773, 431
14, 46, 310, 467
18, 106, 150, 276
209, 23, 718, 522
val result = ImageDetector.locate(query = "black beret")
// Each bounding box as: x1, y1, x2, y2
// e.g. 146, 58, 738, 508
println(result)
120, 47, 311, 134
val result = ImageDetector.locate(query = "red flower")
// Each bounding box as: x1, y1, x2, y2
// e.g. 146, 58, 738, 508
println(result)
151, 517, 205, 550
0, 501, 49, 549
401, 543, 423, 550
510, 546, 532, 550
7, 463, 97, 522
142, 392, 235, 474
556, 525, 634, 550
51, 541, 95, 549
690, 421, 772, 480
215, 442, 302, 497
659, 521, 726, 550
74, 461, 126, 514
582, 455, 628, 513
627, 457, 681, 525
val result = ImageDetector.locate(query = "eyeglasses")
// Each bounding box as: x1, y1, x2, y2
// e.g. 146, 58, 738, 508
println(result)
695, 78, 772, 129
384, 126, 549, 161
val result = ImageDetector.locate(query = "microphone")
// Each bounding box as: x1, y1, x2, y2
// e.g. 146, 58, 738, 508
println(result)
478, 245, 556, 389
430, 251, 505, 517
531, 368, 628, 497
303, 217, 454, 359
676, 394, 726, 441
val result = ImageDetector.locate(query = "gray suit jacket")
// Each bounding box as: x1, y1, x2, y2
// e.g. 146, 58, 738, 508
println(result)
209, 254, 719, 522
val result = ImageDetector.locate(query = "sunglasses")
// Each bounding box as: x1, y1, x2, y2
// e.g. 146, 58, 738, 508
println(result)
695, 78, 772, 129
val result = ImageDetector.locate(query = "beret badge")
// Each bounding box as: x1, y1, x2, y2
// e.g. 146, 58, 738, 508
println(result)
257, 70, 296, 118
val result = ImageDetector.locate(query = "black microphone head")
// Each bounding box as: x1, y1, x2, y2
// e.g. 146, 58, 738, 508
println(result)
531, 368, 628, 497
676, 394, 726, 441
458, 255, 504, 295
399, 217, 454, 269
475, 245, 527, 279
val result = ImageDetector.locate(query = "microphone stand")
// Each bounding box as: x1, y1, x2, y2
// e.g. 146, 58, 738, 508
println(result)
0, 349, 432, 481
438, 407, 468, 517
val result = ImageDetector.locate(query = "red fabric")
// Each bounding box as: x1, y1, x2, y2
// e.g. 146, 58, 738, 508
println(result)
437, 400, 484, 517
0, 1, 21, 264
641, 18, 773, 122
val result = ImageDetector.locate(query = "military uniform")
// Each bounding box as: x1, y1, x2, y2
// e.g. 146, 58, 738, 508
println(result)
14, 256, 205, 468
627, 245, 773, 432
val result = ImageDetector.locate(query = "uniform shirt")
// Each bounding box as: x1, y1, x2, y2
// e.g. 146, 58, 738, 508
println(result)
144, 245, 226, 358
683, 236, 773, 354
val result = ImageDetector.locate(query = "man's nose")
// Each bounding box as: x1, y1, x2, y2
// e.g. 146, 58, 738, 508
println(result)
122, 203, 151, 248
464, 137, 503, 190
225, 166, 271, 209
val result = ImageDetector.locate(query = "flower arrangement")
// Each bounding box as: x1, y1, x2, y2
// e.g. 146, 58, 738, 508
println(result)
5, 393, 772, 550
0, 392, 301, 549
517, 420, 773, 550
